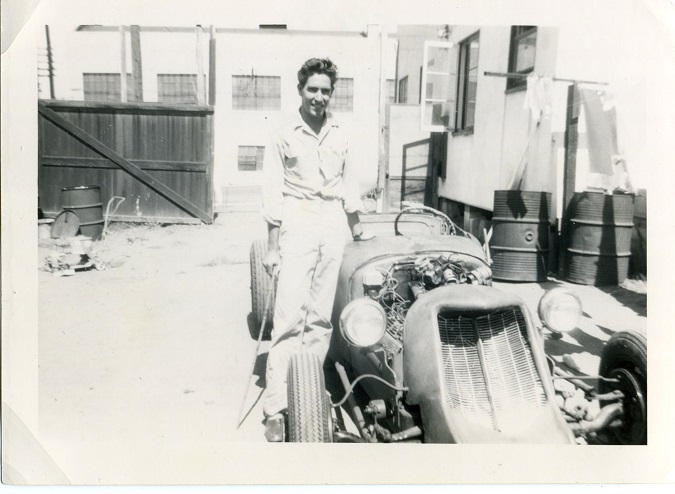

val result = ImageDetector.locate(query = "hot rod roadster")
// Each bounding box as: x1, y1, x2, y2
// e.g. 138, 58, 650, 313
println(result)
249, 205, 647, 445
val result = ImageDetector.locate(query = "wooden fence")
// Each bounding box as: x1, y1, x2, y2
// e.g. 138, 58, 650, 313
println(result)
38, 100, 214, 224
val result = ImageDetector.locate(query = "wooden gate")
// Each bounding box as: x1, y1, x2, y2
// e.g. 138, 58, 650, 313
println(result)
38, 100, 214, 224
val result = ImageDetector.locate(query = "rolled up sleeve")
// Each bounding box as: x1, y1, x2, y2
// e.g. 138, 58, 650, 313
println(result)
261, 126, 285, 227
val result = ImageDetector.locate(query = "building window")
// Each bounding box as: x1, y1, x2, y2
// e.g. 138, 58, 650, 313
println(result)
456, 32, 479, 130
238, 146, 265, 171
507, 26, 537, 89
398, 76, 408, 103
331, 78, 354, 112
83, 73, 132, 102
157, 74, 202, 104
232, 75, 281, 110
386, 79, 396, 104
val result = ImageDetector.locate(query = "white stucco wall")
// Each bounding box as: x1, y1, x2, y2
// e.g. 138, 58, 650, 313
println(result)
213, 29, 381, 201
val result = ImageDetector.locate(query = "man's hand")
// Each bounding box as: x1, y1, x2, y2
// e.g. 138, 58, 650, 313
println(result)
352, 230, 376, 241
347, 211, 375, 241
264, 223, 281, 276
263, 249, 281, 277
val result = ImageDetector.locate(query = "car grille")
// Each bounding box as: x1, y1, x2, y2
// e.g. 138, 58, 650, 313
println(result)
437, 307, 547, 433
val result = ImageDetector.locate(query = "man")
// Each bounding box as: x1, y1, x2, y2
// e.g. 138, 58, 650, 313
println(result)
260, 57, 372, 439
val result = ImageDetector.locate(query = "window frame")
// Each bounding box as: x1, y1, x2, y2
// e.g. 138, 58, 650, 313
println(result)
237, 145, 265, 172
157, 73, 203, 104
82, 73, 132, 102
397, 76, 408, 104
232, 74, 281, 111
331, 77, 354, 113
455, 31, 480, 132
507, 26, 537, 90
420, 40, 457, 132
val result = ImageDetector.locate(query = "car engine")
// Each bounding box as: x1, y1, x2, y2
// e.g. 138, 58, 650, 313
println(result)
361, 254, 492, 341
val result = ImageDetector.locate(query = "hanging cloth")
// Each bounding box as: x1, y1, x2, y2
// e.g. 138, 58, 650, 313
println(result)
523, 74, 554, 122
579, 85, 618, 176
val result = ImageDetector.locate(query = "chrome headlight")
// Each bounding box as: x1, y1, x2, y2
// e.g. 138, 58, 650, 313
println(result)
538, 287, 582, 333
339, 298, 387, 348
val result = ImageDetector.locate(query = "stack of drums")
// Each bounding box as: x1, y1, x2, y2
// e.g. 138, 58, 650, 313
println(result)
566, 191, 634, 285
61, 185, 104, 240
490, 190, 551, 282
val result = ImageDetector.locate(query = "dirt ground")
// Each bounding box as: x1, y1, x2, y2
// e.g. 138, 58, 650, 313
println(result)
36, 212, 647, 484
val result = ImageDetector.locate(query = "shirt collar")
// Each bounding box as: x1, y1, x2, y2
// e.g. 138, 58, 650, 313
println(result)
291, 110, 340, 131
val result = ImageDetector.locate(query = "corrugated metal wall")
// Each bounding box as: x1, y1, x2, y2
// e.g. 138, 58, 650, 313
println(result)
39, 100, 214, 223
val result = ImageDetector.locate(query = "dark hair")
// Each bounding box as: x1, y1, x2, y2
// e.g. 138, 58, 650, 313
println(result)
297, 58, 338, 89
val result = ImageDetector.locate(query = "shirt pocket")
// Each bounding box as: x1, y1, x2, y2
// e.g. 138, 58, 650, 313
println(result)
320, 143, 346, 179
284, 142, 314, 175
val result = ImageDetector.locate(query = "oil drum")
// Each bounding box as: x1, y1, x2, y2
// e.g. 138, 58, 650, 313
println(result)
61, 185, 104, 240
490, 190, 551, 282
566, 191, 634, 285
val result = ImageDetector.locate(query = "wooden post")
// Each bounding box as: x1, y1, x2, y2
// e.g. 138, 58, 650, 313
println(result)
377, 26, 389, 212
558, 83, 581, 278
119, 26, 127, 102
209, 25, 216, 106
130, 25, 143, 102
196, 26, 205, 105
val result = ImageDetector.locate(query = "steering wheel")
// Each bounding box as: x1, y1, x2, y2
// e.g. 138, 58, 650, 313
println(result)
394, 204, 458, 236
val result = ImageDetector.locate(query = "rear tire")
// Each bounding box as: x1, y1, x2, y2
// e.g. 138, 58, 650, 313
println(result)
287, 352, 332, 442
249, 239, 275, 340
599, 330, 647, 444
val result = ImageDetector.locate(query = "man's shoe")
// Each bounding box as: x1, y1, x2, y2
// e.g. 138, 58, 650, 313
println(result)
264, 413, 286, 442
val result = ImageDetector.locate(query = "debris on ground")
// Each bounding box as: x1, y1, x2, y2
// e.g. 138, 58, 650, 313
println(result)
42, 235, 106, 276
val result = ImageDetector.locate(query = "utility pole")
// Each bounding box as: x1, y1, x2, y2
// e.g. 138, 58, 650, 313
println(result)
45, 25, 55, 99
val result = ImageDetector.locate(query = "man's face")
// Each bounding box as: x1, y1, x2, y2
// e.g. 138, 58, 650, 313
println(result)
298, 73, 333, 120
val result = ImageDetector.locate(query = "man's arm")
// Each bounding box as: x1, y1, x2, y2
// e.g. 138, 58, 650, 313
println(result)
261, 124, 285, 274
263, 223, 281, 276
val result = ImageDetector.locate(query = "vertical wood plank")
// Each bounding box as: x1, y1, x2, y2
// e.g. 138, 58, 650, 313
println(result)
558, 83, 581, 278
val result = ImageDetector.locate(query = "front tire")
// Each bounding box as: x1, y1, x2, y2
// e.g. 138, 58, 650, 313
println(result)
249, 239, 275, 340
287, 352, 332, 442
599, 330, 647, 444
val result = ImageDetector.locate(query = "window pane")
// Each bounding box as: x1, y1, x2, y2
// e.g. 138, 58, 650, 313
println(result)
426, 46, 452, 73
332, 78, 353, 112
423, 101, 453, 128
425, 73, 452, 101
386, 79, 396, 104
398, 76, 408, 103
238, 145, 265, 171
157, 74, 200, 104
515, 32, 536, 72
232, 75, 281, 110
83, 73, 120, 102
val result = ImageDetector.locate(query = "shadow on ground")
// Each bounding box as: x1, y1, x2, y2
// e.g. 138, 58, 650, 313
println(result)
599, 285, 647, 318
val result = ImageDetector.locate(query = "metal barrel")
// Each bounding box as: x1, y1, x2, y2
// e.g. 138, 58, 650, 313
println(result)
61, 185, 104, 240
490, 190, 551, 282
566, 191, 634, 286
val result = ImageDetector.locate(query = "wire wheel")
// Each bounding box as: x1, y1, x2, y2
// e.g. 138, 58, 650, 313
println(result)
599, 330, 647, 445
249, 239, 275, 340
287, 352, 333, 443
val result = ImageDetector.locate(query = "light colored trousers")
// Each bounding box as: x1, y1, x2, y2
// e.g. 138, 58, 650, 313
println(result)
263, 196, 347, 417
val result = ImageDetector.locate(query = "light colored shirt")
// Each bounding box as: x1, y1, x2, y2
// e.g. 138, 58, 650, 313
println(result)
261, 112, 363, 227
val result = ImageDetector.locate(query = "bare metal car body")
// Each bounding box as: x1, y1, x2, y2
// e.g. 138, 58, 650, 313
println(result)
250, 208, 647, 444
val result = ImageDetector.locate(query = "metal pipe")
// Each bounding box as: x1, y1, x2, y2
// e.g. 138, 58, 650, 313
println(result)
390, 426, 422, 442
334, 362, 376, 442
483, 71, 609, 86
568, 402, 623, 436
